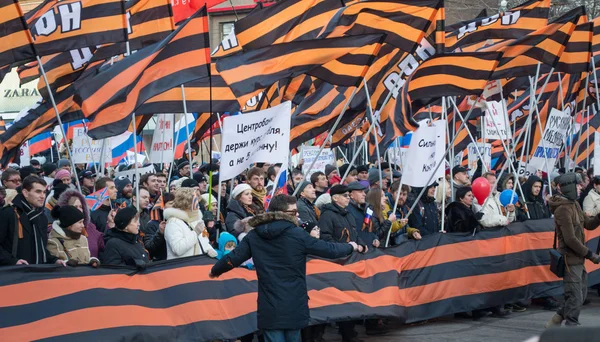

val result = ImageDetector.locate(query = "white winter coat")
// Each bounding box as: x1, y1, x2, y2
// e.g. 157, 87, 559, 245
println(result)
478, 193, 515, 228
583, 189, 600, 216
164, 208, 216, 260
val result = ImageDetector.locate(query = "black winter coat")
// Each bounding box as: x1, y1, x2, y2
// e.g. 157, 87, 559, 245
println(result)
366, 208, 392, 242
0, 194, 58, 265
346, 200, 365, 236
225, 199, 253, 237
445, 202, 481, 233
91, 204, 111, 233
101, 228, 149, 267
211, 212, 353, 330
516, 176, 551, 221
408, 195, 440, 236
143, 220, 167, 261
297, 197, 318, 224
319, 203, 365, 244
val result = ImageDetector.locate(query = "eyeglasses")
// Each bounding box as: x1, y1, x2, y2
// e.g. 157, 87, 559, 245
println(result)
285, 210, 298, 215
341, 193, 350, 198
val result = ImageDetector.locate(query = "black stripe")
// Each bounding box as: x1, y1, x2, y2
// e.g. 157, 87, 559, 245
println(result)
564, 41, 591, 53
411, 84, 486, 106
137, 98, 239, 114
147, 32, 209, 68
556, 61, 590, 74
415, 64, 497, 80
446, 28, 542, 52
0, 45, 35, 67
234, 0, 297, 33
34, 30, 126, 56
129, 5, 172, 26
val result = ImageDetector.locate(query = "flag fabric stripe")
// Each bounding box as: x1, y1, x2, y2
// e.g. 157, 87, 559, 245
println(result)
28, 0, 128, 56
0, 0, 36, 67
1, 220, 598, 341
74, 7, 211, 139
216, 34, 384, 106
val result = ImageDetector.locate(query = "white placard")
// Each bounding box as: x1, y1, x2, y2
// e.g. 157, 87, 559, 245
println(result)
453, 151, 464, 167
71, 127, 112, 164
402, 120, 446, 187
301, 146, 335, 179
19, 141, 30, 166
114, 165, 155, 183
220, 101, 292, 181
484, 101, 511, 140
467, 142, 491, 176
529, 108, 570, 172
389, 147, 409, 170
150, 114, 174, 164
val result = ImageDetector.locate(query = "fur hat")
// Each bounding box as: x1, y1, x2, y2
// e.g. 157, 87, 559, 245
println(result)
556, 172, 582, 201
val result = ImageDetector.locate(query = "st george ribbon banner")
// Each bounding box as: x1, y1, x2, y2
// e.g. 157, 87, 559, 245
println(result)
1, 219, 600, 341
219, 101, 292, 181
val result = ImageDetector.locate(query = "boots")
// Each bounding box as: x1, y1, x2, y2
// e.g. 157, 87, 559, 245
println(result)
544, 314, 563, 328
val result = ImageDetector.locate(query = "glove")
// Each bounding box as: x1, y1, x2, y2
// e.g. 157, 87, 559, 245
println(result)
475, 212, 484, 220
590, 254, 600, 264
207, 248, 218, 258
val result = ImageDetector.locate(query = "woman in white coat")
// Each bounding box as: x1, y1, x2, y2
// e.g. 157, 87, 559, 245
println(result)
583, 177, 600, 216
164, 187, 217, 260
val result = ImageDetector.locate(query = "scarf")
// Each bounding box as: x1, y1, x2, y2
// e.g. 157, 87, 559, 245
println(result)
252, 188, 267, 202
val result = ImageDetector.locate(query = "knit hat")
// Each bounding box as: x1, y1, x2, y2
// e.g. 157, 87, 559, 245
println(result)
57, 159, 70, 169
301, 221, 317, 234
232, 183, 252, 199
114, 206, 138, 230
42, 163, 57, 176
193, 172, 207, 183
55, 169, 71, 181
201, 193, 217, 206
357, 165, 369, 173
177, 160, 190, 170
53, 183, 69, 200
114, 176, 132, 194
296, 181, 310, 197
339, 164, 356, 177
556, 172, 582, 201
53, 205, 84, 228
368, 169, 380, 186
20, 166, 41, 180
181, 178, 199, 188
329, 184, 349, 196
325, 164, 337, 177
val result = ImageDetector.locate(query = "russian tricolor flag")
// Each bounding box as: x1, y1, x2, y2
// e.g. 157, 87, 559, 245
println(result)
110, 131, 145, 166
264, 167, 288, 210
174, 114, 195, 159
63, 120, 86, 140
29, 132, 52, 155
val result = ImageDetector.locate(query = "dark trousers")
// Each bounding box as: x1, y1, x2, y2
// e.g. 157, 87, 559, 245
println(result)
557, 263, 588, 326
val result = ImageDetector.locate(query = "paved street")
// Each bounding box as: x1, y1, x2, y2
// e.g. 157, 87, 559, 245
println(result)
321, 291, 600, 342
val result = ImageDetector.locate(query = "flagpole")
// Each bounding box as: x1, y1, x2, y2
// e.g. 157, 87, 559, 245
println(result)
363, 79, 384, 189
448, 97, 488, 172
587, 106, 592, 170
167, 115, 181, 188
180, 85, 194, 170
36, 56, 81, 192
81, 120, 99, 184
573, 72, 589, 166
292, 86, 360, 196
132, 114, 141, 210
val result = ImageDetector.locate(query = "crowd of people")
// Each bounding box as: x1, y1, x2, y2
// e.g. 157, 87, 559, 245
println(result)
1, 156, 600, 341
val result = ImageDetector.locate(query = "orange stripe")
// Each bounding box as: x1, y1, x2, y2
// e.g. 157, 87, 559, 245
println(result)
0, 292, 257, 340
33, 17, 124, 41
131, 18, 174, 39
0, 3, 21, 25
0, 31, 33, 54
409, 74, 488, 92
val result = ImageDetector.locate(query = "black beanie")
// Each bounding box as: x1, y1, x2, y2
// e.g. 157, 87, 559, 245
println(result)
53, 183, 69, 200
114, 207, 138, 230
53, 205, 85, 228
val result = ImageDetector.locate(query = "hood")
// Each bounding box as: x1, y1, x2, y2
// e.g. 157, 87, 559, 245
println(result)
522, 176, 543, 203
164, 208, 191, 223
548, 194, 575, 214
50, 221, 70, 240
497, 173, 514, 192
56, 189, 90, 227
250, 212, 298, 240
217, 232, 238, 252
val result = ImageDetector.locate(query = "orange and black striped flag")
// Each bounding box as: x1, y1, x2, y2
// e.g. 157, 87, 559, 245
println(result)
92, 0, 176, 62
318, 0, 442, 53
0, 0, 36, 67
555, 20, 592, 74
75, 7, 211, 139
480, 7, 582, 79
36, 47, 99, 98
136, 65, 239, 115
235, 0, 343, 50
0, 117, 6, 134
593, 16, 600, 57
28, 0, 128, 57
282, 75, 320, 105
216, 33, 384, 107
17, 60, 39, 85
406, 52, 502, 110
445, 0, 550, 53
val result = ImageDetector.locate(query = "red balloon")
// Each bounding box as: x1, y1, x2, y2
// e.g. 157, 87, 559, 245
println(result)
471, 177, 491, 204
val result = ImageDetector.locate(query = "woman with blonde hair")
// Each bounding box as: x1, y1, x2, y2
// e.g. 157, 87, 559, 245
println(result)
164, 187, 216, 259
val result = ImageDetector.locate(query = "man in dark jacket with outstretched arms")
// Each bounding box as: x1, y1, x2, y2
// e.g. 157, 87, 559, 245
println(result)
210, 194, 357, 342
